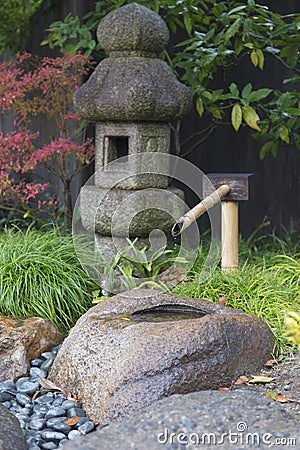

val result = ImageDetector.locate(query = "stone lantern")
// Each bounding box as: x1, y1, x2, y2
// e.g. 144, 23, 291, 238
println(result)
74, 3, 192, 260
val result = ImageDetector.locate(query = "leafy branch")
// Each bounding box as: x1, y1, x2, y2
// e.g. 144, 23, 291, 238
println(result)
41, 0, 300, 158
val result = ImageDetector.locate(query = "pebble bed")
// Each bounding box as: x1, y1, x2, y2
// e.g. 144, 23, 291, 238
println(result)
0, 345, 95, 449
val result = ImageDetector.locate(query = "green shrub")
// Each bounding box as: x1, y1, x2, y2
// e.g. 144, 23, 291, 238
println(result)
0, 227, 96, 333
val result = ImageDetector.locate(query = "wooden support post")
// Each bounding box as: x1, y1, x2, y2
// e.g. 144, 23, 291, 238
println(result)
203, 173, 252, 272
221, 201, 239, 272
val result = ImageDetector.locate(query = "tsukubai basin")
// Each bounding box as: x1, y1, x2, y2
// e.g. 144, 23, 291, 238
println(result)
48, 289, 275, 426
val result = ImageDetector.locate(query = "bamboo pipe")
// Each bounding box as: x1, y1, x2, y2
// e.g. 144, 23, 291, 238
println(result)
171, 184, 231, 237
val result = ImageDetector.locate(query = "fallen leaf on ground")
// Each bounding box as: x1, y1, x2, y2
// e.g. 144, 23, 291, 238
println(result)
40, 378, 66, 392
264, 359, 279, 367
218, 380, 235, 391
275, 395, 289, 403
218, 297, 228, 306
65, 416, 79, 426
265, 392, 289, 403
66, 391, 77, 401
235, 375, 249, 385
249, 375, 275, 384
39, 378, 77, 400
265, 391, 278, 400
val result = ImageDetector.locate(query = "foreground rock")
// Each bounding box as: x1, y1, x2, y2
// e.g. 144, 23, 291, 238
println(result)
63, 390, 300, 450
49, 289, 274, 425
0, 404, 26, 450
0, 316, 63, 381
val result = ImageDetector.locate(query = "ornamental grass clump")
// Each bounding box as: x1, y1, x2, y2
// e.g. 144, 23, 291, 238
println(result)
172, 251, 300, 355
0, 227, 96, 333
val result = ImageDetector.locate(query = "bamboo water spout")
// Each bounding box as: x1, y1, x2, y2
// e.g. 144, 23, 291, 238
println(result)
172, 173, 252, 272
171, 184, 231, 237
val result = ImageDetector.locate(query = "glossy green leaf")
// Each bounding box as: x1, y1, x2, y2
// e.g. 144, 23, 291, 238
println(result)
250, 50, 258, 67
259, 141, 273, 159
211, 107, 223, 119
256, 49, 264, 70
225, 17, 242, 41
184, 13, 193, 35
196, 97, 204, 117
241, 83, 252, 99
280, 45, 299, 69
279, 126, 290, 144
242, 106, 261, 130
248, 89, 272, 102
231, 104, 242, 131
229, 83, 239, 98
285, 108, 300, 116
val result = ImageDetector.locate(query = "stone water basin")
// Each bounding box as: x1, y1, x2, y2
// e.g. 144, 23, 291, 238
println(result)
48, 289, 275, 426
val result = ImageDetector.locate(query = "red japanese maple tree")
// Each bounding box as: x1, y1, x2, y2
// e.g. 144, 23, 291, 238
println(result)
0, 52, 95, 230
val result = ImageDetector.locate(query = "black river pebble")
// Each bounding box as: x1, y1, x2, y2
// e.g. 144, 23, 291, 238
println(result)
0, 344, 95, 449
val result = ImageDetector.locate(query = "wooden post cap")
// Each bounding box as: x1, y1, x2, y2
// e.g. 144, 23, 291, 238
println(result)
203, 173, 253, 201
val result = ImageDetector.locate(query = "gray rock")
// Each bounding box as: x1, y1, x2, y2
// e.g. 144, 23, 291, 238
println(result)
30, 367, 47, 379
35, 392, 54, 404
52, 421, 71, 435
0, 391, 14, 402
16, 392, 32, 406
48, 289, 274, 425
29, 418, 46, 430
62, 390, 300, 450
46, 407, 66, 419
30, 357, 45, 367
15, 377, 29, 390
0, 403, 26, 450
46, 417, 68, 428
67, 407, 86, 418
41, 443, 58, 450
78, 421, 94, 435
40, 357, 55, 371
68, 430, 81, 440
33, 403, 50, 415
61, 400, 81, 410
29, 445, 42, 450
40, 431, 66, 442
17, 380, 39, 396
0, 316, 63, 381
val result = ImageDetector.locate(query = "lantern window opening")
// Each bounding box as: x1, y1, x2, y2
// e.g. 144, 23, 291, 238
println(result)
104, 136, 129, 167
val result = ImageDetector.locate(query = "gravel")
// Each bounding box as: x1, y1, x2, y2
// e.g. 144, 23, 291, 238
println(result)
0, 345, 95, 450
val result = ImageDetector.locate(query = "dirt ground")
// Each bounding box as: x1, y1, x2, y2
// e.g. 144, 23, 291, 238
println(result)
235, 350, 300, 422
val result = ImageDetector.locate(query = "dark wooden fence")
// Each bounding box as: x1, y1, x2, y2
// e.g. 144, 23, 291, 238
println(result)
2, 0, 299, 237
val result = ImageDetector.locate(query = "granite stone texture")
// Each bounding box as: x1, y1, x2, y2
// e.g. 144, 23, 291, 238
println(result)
62, 389, 300, 450
97, 3, 169, 56
73, 4, 192, 122
0, 316, 63, 381
0, 404, 26, 450
94, 122, 170, 189
48, 289, 275, 426
74, 57, 192, 122
80, 185, 184, 237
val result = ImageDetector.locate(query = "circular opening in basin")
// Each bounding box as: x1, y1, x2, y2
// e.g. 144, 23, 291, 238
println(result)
130, 304, 208, 323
